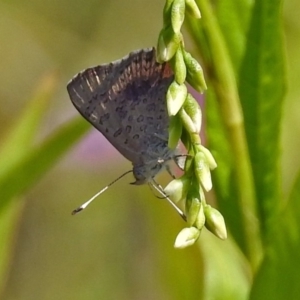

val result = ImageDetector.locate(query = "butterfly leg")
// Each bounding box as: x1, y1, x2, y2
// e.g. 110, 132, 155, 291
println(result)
150, 179, 187, 221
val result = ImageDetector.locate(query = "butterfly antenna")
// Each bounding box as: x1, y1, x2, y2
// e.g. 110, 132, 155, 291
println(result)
150, 180, 187, 222
72, 170, 133, 215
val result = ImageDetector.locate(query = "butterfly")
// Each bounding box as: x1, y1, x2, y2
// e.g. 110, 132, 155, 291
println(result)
67, 48, 178, 184
67, 48, 185, 218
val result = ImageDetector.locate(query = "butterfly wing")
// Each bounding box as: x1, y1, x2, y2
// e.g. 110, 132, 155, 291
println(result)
67, 48, 174, 165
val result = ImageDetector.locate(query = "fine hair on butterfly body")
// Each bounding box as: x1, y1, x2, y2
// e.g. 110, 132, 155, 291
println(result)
67, 48, 185, 218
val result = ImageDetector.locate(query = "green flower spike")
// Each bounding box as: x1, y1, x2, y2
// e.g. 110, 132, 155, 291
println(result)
174, 227, 201, 249
204, 205, 227, 240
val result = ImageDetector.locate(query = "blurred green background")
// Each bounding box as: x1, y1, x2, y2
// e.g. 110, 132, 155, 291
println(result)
0, 0, 298, 299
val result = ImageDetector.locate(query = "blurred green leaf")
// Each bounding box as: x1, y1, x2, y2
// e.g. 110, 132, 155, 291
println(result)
4, 0, 110, 42
215, 0, 253, 72
0, 117, 89, 212
0, 65, 90, 214
0, 72, 57, 179
200, 232, 251, 300
0, 201, 24, 295
250, 171, 300, 299
141, 192, 205, 300
239, 0, 286, 239
205, 88, 244, 248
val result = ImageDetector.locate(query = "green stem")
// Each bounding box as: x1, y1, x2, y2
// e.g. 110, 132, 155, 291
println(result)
189, 0, 263, 271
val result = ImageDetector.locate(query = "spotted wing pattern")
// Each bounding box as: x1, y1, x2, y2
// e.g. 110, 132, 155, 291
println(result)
67, 48, 174, 183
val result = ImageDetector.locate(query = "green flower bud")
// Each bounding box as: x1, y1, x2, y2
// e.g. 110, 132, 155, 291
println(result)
194, 200, 206, 230
196, 145, 217, 170
179, 106, 196, 133
167, 81, 187, 116
179, 93, 202, 134
185, 189, 200, 225
185, 186, 206, 228
204, 205, 227, 240
164, 174, 190, 202
171, 0, 186, 34
174, 227, 200, 248
163, 0, 174, 27
183, 93, 202, 133
173, 48, 186, 84
180, 128, 191, 152
185, 0, 201, 19
194, 151, 212, 191
168, 115, 182, 149
157, 26, 181, 63
182, 50, 207, 93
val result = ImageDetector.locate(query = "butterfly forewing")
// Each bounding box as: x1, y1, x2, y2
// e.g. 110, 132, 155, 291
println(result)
67, 48, 174, 166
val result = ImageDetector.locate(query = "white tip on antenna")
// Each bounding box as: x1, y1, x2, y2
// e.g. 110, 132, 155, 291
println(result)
71, 170, 133, 215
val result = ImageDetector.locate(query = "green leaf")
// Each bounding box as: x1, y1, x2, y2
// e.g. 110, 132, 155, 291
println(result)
238, 0, 286, 238
215, 0, 253, 72
250, 172, 300, 299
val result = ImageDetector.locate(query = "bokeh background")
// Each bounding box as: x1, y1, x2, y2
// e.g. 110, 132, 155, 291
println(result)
0, 0, 298, 299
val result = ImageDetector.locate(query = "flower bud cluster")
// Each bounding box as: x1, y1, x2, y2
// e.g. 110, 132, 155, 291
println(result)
158, 0, 227, 248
